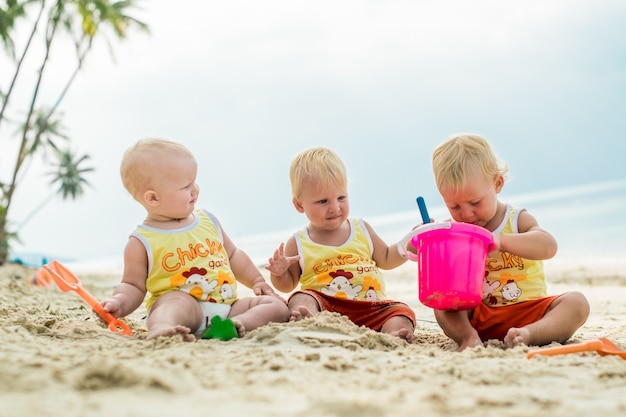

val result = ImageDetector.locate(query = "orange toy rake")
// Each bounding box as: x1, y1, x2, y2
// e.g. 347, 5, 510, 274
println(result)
38, 260, 132, 336
527, 337, 626, 359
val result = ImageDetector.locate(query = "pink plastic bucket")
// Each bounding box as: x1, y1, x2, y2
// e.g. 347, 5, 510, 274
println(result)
409, 222, 495, 310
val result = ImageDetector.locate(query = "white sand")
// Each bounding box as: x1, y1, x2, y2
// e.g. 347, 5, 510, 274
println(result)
1, 261, 625, 417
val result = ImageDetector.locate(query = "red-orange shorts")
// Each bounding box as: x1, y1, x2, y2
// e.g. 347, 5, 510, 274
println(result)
290, 289, 416, 331
470, 295, 560, 341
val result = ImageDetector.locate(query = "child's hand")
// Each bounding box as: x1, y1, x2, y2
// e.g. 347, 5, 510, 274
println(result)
490, 234, 501, 256
251, 281, 288, 304
252, 280, 276, 296
265, 242, 300, 275
101, 298, 122, 318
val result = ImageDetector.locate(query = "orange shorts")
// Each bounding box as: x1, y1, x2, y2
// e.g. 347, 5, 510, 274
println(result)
470, 295, 560, 341
290, 289, 416, 331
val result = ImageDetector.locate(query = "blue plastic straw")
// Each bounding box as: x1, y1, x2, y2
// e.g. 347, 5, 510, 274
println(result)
416, 196, 431, 224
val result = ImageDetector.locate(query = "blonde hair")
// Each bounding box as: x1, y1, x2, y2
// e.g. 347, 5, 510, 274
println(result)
120, 138, 196, 198
289, 147, 347, 198
432, 134, 508, 190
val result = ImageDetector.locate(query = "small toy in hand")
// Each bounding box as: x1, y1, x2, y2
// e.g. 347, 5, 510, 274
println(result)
202, 315, 238, 341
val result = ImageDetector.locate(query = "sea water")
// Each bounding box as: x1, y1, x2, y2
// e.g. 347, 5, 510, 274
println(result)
239, 179, 626, 268
15, 179, 626, 275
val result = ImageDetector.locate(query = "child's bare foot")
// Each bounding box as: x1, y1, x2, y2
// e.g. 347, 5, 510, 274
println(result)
233, 319, 246, 338
147, 324, 195, 342
457, 335, 484, 351
504, 327, 531, 348
389, 328, 414, 343
289, 306, 315, 322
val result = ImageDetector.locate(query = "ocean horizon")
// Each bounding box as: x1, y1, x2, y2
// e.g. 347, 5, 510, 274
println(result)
12, 178, 626, 276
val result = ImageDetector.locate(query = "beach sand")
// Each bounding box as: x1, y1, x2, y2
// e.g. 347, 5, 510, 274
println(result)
1, 260, 625, 417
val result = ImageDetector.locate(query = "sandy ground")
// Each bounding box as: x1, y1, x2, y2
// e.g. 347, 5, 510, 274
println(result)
1, 260, 625, 417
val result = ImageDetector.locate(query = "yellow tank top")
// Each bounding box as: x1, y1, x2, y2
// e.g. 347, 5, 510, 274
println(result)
132, 209, 238, 310
483, 205, 547, 306
295, 218, 387, 301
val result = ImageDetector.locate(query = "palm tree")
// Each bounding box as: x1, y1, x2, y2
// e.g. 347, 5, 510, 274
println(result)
0, 0, 28, 56
0, 0, 45, 132
15, 118, 95, 233
48, 146, 94, 200
0, 0, 148, 264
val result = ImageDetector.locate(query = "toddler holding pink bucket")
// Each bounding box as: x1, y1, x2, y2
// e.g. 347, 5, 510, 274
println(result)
429, 134, 589, 351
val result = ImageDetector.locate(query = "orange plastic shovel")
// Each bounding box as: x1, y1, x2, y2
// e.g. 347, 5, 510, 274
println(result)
527, 337, 626, 359
40, 260, 132, 336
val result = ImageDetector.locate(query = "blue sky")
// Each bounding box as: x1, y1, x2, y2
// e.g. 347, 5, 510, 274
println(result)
5, 0, 626, 263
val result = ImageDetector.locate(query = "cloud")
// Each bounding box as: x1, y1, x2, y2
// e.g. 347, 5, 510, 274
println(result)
6, 0, 626, 261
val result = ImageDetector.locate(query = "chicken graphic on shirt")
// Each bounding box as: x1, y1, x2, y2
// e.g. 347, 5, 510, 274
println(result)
321, 269, 362, 300
176, 267, 217, 301
501, 279, 522, 303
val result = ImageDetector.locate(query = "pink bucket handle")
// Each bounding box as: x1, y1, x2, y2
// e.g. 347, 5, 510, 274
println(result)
397, 222, 452, 261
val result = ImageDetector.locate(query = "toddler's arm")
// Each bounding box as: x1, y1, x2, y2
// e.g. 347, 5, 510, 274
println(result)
250, 280, 284, 298
102, 282, 145, 318
218, 221, 283, 296
496, 210, 557, 260
229, 248, 283, 298
266, 242, 301, 293
364, 221, 408, 269
102, 237, 148, 317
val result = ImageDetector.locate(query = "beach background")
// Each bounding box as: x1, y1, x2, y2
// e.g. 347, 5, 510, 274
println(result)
3, 1, 626, 415
1, 180, 626, 417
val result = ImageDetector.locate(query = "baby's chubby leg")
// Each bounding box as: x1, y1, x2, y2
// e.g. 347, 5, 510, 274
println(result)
381, 315, 415, 343
287, 292, 321, 322
504, 291, 590, 349
147, 291, 203, 342
503, 327, 531, 348
434, 309, 483, 351
229, 294, 290, 336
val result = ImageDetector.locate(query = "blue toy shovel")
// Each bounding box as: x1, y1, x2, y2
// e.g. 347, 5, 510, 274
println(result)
416, 196, 431, 224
